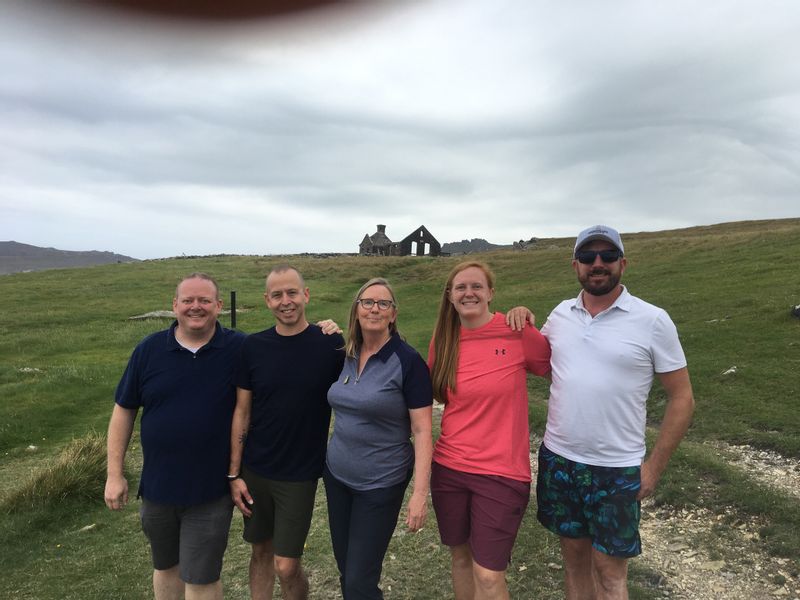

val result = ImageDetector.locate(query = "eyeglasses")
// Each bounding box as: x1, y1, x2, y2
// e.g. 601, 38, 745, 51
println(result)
357, 298, 395, 310
575, 249, 623, 264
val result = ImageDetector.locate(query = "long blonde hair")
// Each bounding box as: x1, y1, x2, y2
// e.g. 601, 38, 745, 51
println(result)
344, 277, 400, 358
430, 261, 495, 404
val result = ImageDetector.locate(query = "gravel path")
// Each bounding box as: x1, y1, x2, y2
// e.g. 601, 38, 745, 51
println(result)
639, 502, 798, 599
636, 441, 799, 599
525, 430, 800, 599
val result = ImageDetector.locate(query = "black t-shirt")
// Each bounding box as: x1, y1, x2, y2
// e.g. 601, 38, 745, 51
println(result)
235, 324, 345, 480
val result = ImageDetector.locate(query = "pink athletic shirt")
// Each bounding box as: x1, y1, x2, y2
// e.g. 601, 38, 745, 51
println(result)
428, 312, 551, 483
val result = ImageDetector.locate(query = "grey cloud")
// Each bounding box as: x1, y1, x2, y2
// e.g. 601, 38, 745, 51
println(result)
2, 0, 798, 259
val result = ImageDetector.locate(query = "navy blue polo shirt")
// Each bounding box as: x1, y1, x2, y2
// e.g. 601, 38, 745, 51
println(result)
116, 321, 246, 506
326, 334, 432, 491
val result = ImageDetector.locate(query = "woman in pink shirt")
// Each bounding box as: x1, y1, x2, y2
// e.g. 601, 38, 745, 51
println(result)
428, 261, 551, 599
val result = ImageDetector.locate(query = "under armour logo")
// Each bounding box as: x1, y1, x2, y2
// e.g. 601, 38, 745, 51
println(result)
495, 349, 506, 355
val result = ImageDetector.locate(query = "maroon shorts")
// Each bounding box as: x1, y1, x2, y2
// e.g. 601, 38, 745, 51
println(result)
430, 461, 530, 572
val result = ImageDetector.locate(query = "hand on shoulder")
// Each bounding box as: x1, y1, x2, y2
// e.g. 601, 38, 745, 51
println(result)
505, 306, 536, 331
316, 319, 342, 335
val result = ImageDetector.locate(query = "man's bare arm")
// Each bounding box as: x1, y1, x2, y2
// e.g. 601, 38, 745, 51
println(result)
104, 404, 137, 510
229, 387, 254, 516
638, 367, 695, 500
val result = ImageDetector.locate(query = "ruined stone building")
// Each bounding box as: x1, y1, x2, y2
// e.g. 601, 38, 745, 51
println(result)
359, 224, 394, 256
358, 224, 442, 257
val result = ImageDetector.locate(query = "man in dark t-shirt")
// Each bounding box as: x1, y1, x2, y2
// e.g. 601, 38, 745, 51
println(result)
229, 265, 344, 600
105, 273, 245, 600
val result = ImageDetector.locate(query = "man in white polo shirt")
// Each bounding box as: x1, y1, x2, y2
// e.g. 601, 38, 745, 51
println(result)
536, 225, 695, 600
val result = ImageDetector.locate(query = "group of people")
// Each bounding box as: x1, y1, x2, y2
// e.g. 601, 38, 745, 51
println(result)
105, 224, 694, 600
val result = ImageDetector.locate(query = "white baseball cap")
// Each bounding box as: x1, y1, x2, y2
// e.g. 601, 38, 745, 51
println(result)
573, 225, 625, 256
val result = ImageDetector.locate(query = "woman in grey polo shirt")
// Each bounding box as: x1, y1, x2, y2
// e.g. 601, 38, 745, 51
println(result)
324, 277, 433, 600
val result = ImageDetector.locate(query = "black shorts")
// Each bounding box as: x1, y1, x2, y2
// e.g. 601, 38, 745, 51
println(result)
140, 494, 233, 584
241, 466, 318, 558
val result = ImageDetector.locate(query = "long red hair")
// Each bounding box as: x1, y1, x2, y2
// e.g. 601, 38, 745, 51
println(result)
429, 261, 495, 404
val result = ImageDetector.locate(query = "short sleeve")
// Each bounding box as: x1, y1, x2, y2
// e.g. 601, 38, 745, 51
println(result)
115, 345, 144, 408
651, 311, 687, 373
233, 336, 253, 390
540, 314, 552, 340
326, 332, 346, 381
401, 347, 433, 409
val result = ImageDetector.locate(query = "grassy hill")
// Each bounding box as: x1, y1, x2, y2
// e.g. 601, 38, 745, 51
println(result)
0, 219, 798, 599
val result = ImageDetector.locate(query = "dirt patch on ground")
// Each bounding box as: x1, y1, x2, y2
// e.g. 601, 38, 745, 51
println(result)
708, 441, 800, 500
636, 440, 800, 599
638, 502, 798, 599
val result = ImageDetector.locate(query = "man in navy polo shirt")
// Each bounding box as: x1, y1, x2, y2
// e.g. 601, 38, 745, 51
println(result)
105, 272, 245, 600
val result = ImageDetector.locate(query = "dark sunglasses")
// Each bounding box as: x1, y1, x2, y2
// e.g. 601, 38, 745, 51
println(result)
575, 249, 623, 264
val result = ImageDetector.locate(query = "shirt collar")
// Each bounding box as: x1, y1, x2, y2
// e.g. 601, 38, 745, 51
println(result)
572, 285, 631, 314
358, 332, 401, 363
167, 320, 225, 351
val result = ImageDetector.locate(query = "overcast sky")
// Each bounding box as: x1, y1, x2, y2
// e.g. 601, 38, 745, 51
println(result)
2, 0, 799, 259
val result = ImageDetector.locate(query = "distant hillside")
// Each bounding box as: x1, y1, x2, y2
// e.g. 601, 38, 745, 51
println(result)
441, 238, 507, 254
0, 241, 138, 274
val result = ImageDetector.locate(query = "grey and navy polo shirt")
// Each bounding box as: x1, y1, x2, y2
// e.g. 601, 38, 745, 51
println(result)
326, 333, 432, 491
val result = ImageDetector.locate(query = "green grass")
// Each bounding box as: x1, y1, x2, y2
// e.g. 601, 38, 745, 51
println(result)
2, 432, 107, 513
1, 218, 798, 598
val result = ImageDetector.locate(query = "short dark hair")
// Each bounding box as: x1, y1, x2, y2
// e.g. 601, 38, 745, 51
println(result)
176, 272, 220, 300
266, 264, 305, 291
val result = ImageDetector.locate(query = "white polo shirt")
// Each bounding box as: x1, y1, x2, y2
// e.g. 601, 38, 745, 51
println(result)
541, 286, 687, 467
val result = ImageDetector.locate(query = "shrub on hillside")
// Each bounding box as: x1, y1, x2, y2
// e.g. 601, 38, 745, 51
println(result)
2, 432, 106, 513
